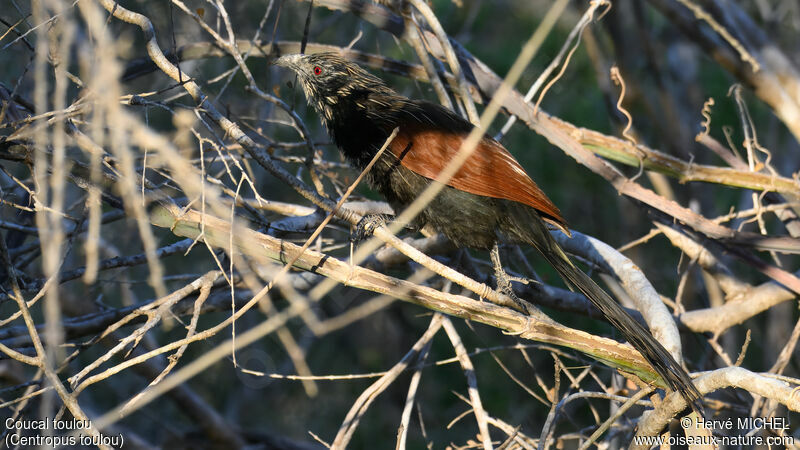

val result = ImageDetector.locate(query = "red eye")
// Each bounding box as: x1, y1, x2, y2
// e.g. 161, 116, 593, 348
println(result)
313, 66, 322, 75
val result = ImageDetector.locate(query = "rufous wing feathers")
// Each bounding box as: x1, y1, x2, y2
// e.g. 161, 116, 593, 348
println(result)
388, 125, 569, 234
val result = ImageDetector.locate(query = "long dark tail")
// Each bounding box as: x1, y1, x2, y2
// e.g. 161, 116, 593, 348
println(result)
522, 216, 702, 412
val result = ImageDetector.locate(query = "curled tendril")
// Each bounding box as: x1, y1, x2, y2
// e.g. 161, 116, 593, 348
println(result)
695, 97, 715, 142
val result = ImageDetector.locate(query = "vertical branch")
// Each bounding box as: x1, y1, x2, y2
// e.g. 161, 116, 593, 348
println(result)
406, 0, 478, 123
332, 314, 444, 448
442, 317, 493, 450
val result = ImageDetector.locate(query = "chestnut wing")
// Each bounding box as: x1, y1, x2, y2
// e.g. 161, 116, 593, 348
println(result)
389, 125, 568, 233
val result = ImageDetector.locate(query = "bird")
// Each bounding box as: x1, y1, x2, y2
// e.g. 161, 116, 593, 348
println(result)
274, 52, 701, 411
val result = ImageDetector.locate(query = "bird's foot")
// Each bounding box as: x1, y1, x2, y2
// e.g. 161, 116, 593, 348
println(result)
490, 244, 537, 315
494, 268, 537, 315
497, 272, 530, 287
351, 214, 393, 244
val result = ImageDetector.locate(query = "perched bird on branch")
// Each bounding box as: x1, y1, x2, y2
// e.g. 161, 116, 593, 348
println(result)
274, 52, 701, 411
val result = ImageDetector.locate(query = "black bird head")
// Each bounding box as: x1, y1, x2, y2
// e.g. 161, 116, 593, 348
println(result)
273, 53, 397, 125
